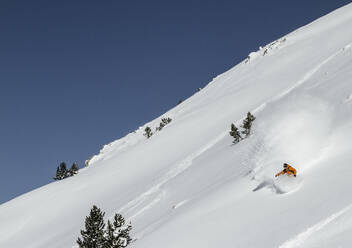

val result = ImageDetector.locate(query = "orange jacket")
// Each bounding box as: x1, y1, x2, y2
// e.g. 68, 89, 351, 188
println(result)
275, 165, 297, 177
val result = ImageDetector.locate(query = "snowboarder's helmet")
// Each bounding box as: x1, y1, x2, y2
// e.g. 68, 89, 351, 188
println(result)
283, 163, 288, 168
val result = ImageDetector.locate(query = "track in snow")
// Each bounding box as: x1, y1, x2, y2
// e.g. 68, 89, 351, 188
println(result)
279, 204, 352, 248
119, 131, 227, 219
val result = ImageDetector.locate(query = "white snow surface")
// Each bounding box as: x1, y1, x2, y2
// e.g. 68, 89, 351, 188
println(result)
2, 4, 352, 248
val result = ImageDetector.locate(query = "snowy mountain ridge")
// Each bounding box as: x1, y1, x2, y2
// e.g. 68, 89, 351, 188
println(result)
1, 3, 352, 248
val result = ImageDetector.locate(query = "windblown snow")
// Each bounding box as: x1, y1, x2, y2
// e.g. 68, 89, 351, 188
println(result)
1, 4, 352, 248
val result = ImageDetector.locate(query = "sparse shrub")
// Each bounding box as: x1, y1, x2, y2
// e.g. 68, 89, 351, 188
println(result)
162, 117, 172, 124
143, 126, 153, 138
156, 123, 164, 132
156, 117, 172, 131
241, 112, 256, 137
229, 123, 242, 144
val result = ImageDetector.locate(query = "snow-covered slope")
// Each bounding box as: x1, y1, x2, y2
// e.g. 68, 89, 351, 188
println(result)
1, 4, 352, 248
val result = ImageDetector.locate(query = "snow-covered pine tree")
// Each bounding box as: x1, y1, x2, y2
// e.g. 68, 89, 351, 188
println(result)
113, 214, 132, 247
53, 162, 69, 180
143, 127, 153, 138
229, 123, 242, 144
60, 162, 70, 179
53, 166, 61, 180
104, 214, 132, 248
69, 162, 79, 176
241, 112, 256, 137
104, 220, 116, 248
77, 205, 106, 248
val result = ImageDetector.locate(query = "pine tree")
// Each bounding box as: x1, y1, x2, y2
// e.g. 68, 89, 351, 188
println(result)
104, 220, 116, 248
77, 205, 106, 248
143, 127, 153, 138
104, 214, 132, 248
241, 112, 256, 137
53, 166, 61, 180
113, 214, 132, 247
229, 123, 242, 144
60, 162, 69, 179
53, 162, 69, 180
69, 162, 79, 176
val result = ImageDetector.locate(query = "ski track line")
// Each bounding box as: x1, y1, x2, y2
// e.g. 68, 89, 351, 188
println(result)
123, 43, 351, 234
119, 132, 227, 218
122, 47, 344, 218
129, 191, 167, 220
278, 204, 352, 248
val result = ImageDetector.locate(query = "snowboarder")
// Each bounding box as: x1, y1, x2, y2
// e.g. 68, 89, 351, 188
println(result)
275, 163, 297, 177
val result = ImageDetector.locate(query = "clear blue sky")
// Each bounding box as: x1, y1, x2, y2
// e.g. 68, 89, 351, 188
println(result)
0, 0, 350, 204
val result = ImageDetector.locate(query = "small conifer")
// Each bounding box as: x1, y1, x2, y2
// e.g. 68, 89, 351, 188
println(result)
144, 127, 153, 138
53, 166, 62, 180
156, 117, 172, 131
241, 112, 256, 137
161, 117, 172, 125
69, 162, 79, 176
104, 214, 132, 248
155, 122, 165, 132
229, 123, 242, 144
53, 162, 69, 180
77, 205, 106, 248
